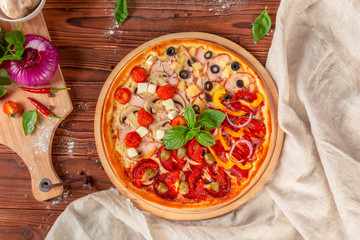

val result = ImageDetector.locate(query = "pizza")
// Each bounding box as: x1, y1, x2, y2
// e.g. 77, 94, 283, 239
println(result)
102, 39, 272, 209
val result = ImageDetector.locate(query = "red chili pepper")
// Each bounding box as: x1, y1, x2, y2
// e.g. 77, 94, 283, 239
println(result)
19, 87, 70, 94
27, 97, 63, 119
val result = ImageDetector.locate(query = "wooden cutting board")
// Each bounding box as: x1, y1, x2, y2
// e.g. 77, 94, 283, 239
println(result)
0, 13, 72, 201
95, 32, 284, 220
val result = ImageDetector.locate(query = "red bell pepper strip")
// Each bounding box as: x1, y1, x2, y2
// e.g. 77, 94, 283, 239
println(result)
27, 97, 63, 119
233, 92, 258, 103
20, 87, 70, 94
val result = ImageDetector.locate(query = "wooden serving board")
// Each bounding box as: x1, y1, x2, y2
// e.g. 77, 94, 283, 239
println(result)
95, 32, 284, 220
0, 13, 72, 201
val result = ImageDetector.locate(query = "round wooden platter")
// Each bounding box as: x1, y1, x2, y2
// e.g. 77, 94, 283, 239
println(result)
95, 32, 284, 220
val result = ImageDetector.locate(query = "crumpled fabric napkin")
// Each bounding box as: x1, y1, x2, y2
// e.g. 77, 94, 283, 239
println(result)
46, 0, 360, 239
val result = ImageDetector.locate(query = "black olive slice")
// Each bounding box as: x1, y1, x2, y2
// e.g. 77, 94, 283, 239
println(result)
179, 70, 189, 79
204, 51, 213, 60
187, 59, 192, 67
231, 62, 240, 71
166, 47, 176, 56
204, 81, 213, 91
236, 79, 244, 88
205, 94, 212, 102
210, 65, 220, 74
224, 94, 233, 101
192, 104, 200, 114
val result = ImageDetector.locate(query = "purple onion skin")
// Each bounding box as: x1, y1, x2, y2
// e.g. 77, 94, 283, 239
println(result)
5, 34, 59, 87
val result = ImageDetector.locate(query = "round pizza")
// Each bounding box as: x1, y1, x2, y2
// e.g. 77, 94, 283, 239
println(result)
102, 39, 272, 209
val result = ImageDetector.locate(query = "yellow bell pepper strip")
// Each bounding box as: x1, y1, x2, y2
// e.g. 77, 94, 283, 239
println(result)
223, 126, 245, 138
229, 154, 253, 170
213, 88, 247, 116
209, 139, 253, 170
208, 147, 234, 169
218, 128, 231, 151
250, 92, 263, 108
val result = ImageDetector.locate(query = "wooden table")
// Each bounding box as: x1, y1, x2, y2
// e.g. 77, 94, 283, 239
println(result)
0, 0, 280, 239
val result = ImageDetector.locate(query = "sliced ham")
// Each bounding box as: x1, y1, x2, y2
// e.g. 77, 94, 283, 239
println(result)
224, 72, 256, 94
117, 124, 134, 142
126, 94, 145, 108
207, 54, 231, 82
137, 135, 158, 159
150, 60, 175, 76
195, 46, 207, 65
168, 73, 179, 87
180, 45, 195, 62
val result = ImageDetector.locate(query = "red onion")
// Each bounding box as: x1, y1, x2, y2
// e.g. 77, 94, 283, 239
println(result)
226, 112, 253, 129
212, 128, 219, 138
6, 34, 59, 87
229, 138, 253, 163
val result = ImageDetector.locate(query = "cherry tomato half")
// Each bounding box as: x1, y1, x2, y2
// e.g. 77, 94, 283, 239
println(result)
171, 116, 187, 127
3, 100, 18, 118
115, 88, 131, 105
137, 108, 153, 127
124, 131, 142, 148
131, 66, 147, 83
156, 84, 174, 100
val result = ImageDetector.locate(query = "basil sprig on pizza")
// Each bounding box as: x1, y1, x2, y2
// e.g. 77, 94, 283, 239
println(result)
102, 39, 271, 208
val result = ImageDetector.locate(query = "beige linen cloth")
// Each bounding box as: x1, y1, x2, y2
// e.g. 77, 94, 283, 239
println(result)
46, 0, 360, 239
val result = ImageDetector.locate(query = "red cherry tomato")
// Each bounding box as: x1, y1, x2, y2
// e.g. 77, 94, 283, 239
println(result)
137, 108, 153, 127
187, 138, 203, 163
124, 131, 142, 148
165, 169, 181, 194
3, 100, 18, 118
156, 84, 174, 100
171, 116, 187, 127
115, 88, 131, 104
132, 159, 159, 188
131, 66, 147, 83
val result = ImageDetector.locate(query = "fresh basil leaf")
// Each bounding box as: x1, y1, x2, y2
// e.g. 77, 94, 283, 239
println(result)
14, 42, 24, 59
252, 6, 271, 42
198, 109, 226, 129
184, 104, 196, 128
22, 110, 38, 136
0, 87, 7, 98
5, 30, 25, 45
115, 0, 128, 25
0, 68, 12, 85
186, 128, 200, 142
162, 125, 189, 150
195, 130, 215, 147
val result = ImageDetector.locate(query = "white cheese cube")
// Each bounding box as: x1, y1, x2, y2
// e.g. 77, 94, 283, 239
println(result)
137, 83, 148, 94
163, 99, 176, 111
167, 110, 178, 120
127, 148, 138, 158
136, 126, 149, 138
156, 130, 165, 140
147, 84, 157, 94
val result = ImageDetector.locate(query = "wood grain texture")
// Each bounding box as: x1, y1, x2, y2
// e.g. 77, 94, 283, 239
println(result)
0, 0, 280, 238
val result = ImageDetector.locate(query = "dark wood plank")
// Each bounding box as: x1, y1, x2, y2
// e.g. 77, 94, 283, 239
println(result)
0, 0, 280, 238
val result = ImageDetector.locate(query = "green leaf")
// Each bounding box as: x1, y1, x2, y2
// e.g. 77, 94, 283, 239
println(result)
184, 104, 196, 128
0, 68, 13, 85
195, 130, 215, 147
14, 42, 24, 59
115, 0, 128, 25
198, 109, 226, 129
5, 30, 25, 45
186, 128, 200, 142
22, 110, 38, 136
162, 125, 189, 150
0, 86, 7, 98
252, 6, 271, 42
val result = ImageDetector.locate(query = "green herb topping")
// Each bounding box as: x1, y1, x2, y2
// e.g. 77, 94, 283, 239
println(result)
162, 104, 226, 150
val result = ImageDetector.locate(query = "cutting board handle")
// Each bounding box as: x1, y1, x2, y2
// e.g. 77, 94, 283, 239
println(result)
20, 151, 63, 201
